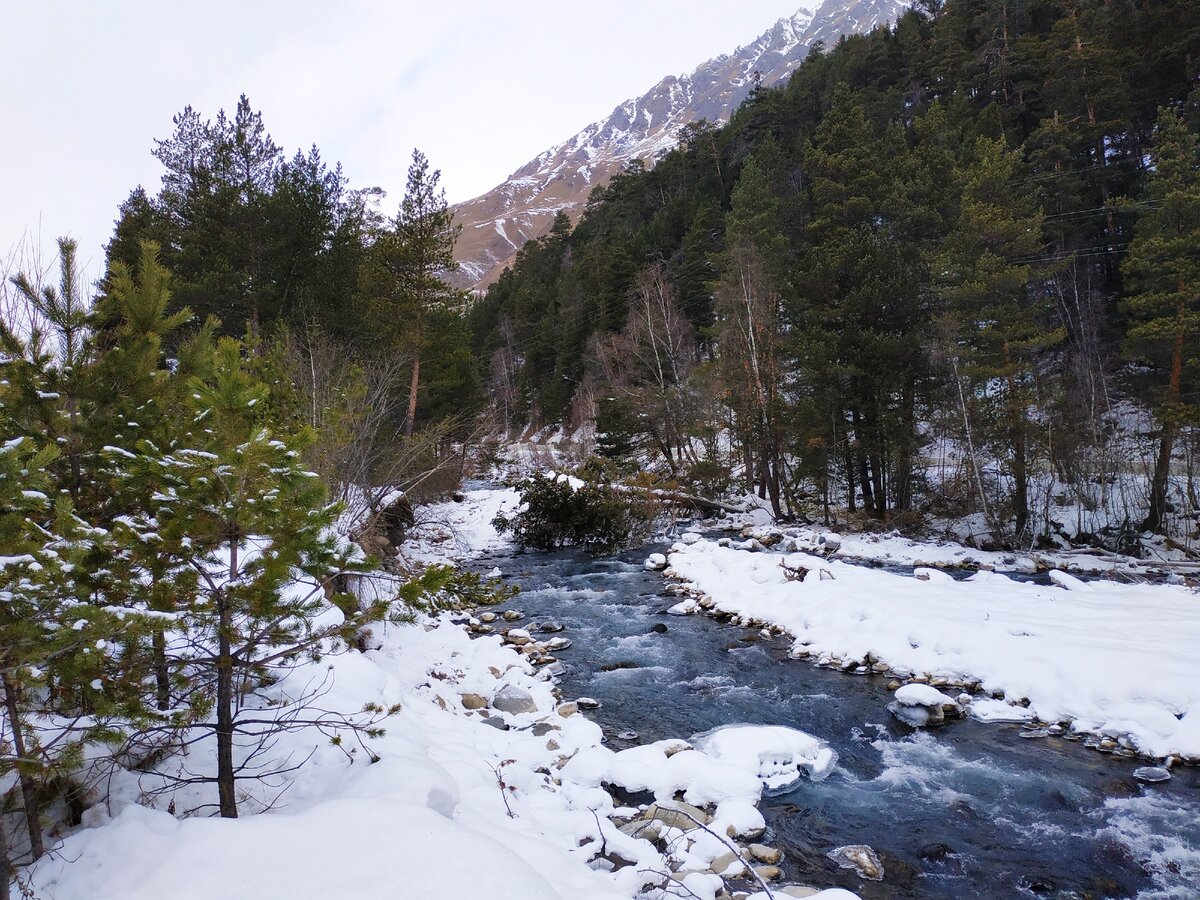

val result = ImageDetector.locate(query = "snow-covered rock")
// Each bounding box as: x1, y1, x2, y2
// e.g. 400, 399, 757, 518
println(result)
690, 724, 838, 791
644, 553, 668, 570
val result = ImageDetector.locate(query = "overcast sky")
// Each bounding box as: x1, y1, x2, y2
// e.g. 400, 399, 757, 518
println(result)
2, 0, 801, 279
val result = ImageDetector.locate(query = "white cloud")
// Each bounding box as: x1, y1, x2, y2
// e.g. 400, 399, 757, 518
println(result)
1, 0, 801, 272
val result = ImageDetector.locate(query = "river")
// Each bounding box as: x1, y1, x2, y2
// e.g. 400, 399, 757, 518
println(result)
469, 541, 1200, 899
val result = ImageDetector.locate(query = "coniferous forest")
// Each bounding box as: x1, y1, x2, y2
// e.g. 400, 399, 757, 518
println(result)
3, 1, 1200, 898
473, 0, 1200, 548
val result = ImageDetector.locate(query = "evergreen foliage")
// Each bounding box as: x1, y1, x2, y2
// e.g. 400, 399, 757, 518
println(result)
492, 473, 647, 554
470, 0, 1200, 542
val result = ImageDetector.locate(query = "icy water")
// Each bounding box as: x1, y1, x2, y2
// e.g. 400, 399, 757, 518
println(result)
471, 543, 1200, 899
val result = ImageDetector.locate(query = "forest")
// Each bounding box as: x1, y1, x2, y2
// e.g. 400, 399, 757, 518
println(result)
471, 0, 1200, 550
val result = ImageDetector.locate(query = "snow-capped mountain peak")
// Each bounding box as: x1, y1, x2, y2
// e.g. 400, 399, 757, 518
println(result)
451, 0, 911, 290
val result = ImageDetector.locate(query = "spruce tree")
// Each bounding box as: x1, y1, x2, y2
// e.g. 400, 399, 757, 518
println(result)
360, 150, 463, 437
936, 136, 1054, 542
1119, 107, 1200, 533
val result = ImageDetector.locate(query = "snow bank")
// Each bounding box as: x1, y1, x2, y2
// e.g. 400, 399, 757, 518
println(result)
665, 539, 1200, 759
404, 485, 521, 563
28, 616, 631, 900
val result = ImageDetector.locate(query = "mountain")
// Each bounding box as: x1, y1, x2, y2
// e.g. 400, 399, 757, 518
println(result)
450, 0, 911, 290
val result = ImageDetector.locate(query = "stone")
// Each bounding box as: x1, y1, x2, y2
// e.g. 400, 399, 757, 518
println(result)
1132, 766, 1172, 783
482, 716, 510, 731
778, 887, 821, 899
531, 722, 556, 737
556, 702, 579, 717
644, 553, 669, 571
504, 628, 532, 646
576, 696, 602, 710
748, 844, 782, 865
460, 693, 487, 710
752, 865, 782, 881
918, 843, 954, 861
681, 532, 702, 545
502, 609, 524, 621
618, 819, 662, 841
617, 730, 639, 741
536, 621, 565, 633
642, 800, 711, 831
492, 684, 538, 715
650, 622, 669, 633
827, 844, 884, 881
708, 851, 743, 877
545, 637, 573, 651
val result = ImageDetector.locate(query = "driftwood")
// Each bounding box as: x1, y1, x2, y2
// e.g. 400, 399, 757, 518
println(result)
645, 489, 745, 515
1032, 546, 1200, 573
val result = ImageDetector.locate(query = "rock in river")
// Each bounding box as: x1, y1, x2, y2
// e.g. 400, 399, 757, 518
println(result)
1132, 766, 1172, 784
827, 844, 884, 881
888, 683, 961, 727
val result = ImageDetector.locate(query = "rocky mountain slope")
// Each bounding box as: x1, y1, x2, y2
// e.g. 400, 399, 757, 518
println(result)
451, 0, 911, 290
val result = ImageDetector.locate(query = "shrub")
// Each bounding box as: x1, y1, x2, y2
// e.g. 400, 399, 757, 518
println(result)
493, 472, 644, 553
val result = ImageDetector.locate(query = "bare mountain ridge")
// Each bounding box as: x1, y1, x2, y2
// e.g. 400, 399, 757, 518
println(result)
451, 0, 911, 290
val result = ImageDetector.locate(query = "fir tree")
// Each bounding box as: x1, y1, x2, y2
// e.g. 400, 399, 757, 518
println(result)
1119, 107, 1200, 533
936, 136, 1054, 541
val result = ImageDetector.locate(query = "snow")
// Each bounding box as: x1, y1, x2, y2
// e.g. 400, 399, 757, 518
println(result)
24, 490, 862, 900
690, 724, 837, 790
969, 698, 1037, 723
664, 538, 1200, 759
893, 684, 957, 708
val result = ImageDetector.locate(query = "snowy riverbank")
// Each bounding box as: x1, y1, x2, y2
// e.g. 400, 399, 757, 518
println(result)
659, 532, 1200, 763
22, 489, 857, 900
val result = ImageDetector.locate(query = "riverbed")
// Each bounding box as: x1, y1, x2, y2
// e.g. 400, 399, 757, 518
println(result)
470, 543, 1200, 899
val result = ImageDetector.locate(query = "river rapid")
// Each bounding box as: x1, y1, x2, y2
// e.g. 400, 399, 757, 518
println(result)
468, 540, 1200, 899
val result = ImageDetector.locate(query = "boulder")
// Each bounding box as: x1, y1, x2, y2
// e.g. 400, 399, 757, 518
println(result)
460, 693, 487, 710
642, 800, 711, 831
492, 684, 539, 715
644, 553, 669, 571
827, 844, 884, 881
748, 844, 783, 865
888, 683, 961, 727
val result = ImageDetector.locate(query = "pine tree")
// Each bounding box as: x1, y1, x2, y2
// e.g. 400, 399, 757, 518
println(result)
936, 135, 1054, 541
1119, 107, 1200, 533
120, 338, 389, 817
360, 150, 464, 437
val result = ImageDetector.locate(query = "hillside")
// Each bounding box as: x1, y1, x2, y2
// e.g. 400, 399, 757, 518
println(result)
451, 0, 911, 290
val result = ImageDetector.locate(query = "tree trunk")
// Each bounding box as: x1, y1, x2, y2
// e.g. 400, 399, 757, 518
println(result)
1004, 344, 1030, 541
215, 591, 237, 819
216, 535, 238, 819
0, 808, 12, 900
1143, 306, 1186, 534
1, 673, 44, 860
404, 349, 421, 438
153, 631, 170, 711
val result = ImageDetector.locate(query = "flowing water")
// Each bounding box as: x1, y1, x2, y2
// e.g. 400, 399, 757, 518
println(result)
470, 540, 1200, 899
